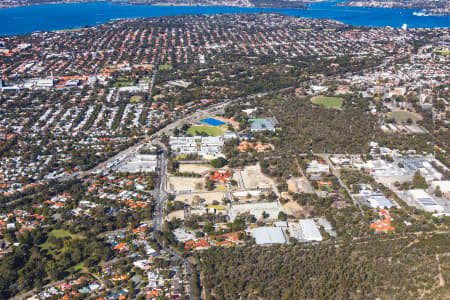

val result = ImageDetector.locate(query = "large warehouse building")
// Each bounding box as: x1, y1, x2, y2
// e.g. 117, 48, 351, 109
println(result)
299, 219, 323, 242
250, 227, 287, 245
407, 189, 444, 212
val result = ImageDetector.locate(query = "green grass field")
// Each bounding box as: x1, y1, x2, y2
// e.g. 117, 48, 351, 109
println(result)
432, 49, 450, 56
312, 96, 344, 108
214, 185, 228, 192
206, 204, 226, 210
49, 229, 73, 238
130, 96, 143, 103
40, 229, 81, 251
188, 125, 226, 136
113, 81, 133, 88
159, 64, 173, 70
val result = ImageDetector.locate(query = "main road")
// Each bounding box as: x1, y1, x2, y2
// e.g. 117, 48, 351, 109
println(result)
152, 148, 195, 299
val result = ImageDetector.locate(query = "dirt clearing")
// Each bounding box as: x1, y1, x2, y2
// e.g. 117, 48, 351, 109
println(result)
174, 192, 226, 205
168, 176, 205, 192
233, 164, 275, 190
178, 163, 213, 174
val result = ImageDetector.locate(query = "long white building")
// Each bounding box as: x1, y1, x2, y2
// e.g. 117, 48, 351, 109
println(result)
299, 219, 323, 242
407, 189, 443, 212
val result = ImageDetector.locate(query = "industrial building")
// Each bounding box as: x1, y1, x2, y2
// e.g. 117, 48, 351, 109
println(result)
407, 189, 444, 212
306, 160, 330, 174
431, 180, 450, 198
250, 227, 287, 245
357, 185, 397, 208
299, 219, 323, 242
117, 154, 158, 173
366, 194, 397, 209
288, 219, 323, 242
397, 156, 443, 182
357, 159, 409, 183
356, 155, 445, 185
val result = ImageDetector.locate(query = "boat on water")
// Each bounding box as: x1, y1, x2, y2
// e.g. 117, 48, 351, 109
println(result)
413, 11, 427, 16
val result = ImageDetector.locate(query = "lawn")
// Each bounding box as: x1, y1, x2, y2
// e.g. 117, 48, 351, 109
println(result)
311, 96, 344, 108
113, 81, 133, 88
206, 205, 226, 210
432, 49, 450, 56
49, 229, 73, 238
130, 96, 143, 103
40, 229, 80, 251
214, 185, 228, 191
188, 125, 226, 136
159, 64, 173, 70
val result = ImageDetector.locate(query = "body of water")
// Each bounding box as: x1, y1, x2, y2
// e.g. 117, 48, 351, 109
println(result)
0, 1, 448, 36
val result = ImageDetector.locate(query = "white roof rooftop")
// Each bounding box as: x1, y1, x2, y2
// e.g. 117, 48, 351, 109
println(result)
299, 219, 323, 242
432, 181, 450, 193
407, 189, 443, 212
250, 227, 287, 245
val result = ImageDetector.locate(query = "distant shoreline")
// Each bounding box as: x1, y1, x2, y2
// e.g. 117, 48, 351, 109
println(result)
336, 1, 449, 16
0, 1, 108, 10
0, 0, 308, 10
0, 0, 449, 36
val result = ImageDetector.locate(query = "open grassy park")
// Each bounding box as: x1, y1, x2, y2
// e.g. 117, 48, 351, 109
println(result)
188, 125, 226, 136
49, 229, 73, 238
311, 96, 344, 108
40, 229, 84, 251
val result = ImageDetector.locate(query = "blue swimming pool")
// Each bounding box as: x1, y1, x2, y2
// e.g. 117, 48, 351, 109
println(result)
201, 118, 226, 126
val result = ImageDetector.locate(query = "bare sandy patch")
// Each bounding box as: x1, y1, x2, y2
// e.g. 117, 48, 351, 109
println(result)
281, 192, 292, 200
287, 178, 299, 193
179, 163, 213, 174
168, 176, 205, 192
388, 109, 423, 124
166, 210, 185, 221
175, 192, 226, 205
287, 177, 314, 193
233, 164, 275, 190
283, 201, 305, 218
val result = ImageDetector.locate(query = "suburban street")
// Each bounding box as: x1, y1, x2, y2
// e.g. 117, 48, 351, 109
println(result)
317, 153, 366, 216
